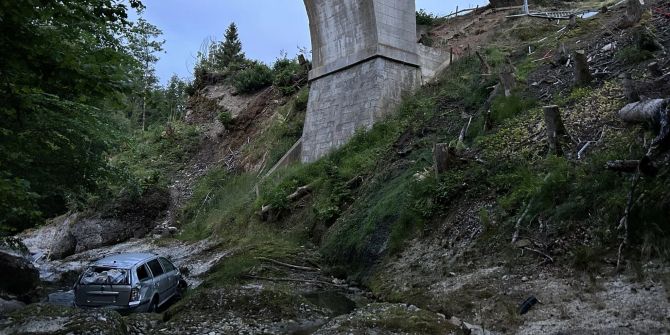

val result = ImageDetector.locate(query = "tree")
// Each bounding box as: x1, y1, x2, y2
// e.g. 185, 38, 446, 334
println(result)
126, 18, 165, 131
0, 0, 145, 233
213, 22, 245, 71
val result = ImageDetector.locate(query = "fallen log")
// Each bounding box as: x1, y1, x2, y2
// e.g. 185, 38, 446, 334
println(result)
243, 275, 346, 287
618, 99, 670, 158
260, 184, 313, 220
606, 158, 657, 175
255, 257, 321, 272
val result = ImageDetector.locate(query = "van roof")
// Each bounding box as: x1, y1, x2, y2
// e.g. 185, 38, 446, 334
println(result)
92, 252, 157, 268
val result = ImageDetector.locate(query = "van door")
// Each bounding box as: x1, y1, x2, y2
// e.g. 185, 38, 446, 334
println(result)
146, 259, 170, 303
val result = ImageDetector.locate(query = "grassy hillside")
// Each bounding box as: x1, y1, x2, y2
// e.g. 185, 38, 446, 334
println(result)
156, 3, 670, 332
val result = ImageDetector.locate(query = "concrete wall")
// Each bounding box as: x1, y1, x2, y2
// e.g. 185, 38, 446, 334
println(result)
301, 0, 422, 163
302, 58, 420, 162
417, 44, 451, 82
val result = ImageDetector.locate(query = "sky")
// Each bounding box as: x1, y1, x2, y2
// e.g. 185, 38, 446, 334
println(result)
139, 1, 489, 84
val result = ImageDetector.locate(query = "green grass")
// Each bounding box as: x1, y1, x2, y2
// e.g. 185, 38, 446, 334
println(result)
178, 170, 258, 240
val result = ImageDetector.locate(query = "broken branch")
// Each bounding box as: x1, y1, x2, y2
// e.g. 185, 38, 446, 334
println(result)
255, 257, 321, 272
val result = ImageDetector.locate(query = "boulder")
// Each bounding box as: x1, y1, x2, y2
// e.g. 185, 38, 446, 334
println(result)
0, 249, 39, 298
0, 298, 26, 315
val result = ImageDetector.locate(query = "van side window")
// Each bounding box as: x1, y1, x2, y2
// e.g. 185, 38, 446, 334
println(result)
147, 259, 164, 277
136, 264, 151, 282
159, 257, 175, 272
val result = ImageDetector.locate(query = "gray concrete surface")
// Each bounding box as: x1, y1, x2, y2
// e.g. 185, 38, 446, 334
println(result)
301, 0, 422, 163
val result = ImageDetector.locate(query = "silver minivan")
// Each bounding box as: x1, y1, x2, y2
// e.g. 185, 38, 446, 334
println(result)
74, 252, 186, 313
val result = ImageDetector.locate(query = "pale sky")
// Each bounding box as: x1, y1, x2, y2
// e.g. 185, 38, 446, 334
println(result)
140, 1, 489, 83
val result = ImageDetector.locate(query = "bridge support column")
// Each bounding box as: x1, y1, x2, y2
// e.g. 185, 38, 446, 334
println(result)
301, 0, 421, 163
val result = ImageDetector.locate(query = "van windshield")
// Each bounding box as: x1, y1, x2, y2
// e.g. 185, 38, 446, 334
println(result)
79, 267, 129, 285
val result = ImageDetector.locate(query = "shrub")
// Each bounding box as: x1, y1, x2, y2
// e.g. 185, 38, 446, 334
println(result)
233, 62, 273, 93
416, 9, 439, 26
490, 95, 534, 124
218, 109, 233, 127
272, 57, 306, 96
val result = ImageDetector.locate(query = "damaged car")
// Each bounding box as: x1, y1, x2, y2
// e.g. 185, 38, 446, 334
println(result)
74, 252, 186, 313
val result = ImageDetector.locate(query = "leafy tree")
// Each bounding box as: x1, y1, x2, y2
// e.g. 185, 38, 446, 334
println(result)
0, 0, 144, 233
125, 18, 165, 130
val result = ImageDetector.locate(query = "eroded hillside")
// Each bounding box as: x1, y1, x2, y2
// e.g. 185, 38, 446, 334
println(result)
3, 1, 670, 334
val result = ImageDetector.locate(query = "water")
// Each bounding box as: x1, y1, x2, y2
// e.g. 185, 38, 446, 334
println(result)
303, 291, 356, 316
581, 11, 599, 19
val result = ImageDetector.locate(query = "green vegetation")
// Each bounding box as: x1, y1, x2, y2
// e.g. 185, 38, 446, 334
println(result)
0, 0, 152, 233
233, 61, 274, 93
192, 23, 308, 95
416, 9, 443, 26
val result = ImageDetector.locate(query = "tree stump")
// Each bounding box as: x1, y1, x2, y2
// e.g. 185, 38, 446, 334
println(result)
622, 73, 640, 103
553, 43, 569, 66
499, 64, 515, 97
621, 0, 643, 28
573, 50, 593, 86
476, 51, 491, 75
543, 105, 568, 155
434, 143, 455, 176
648, 62, 663, 78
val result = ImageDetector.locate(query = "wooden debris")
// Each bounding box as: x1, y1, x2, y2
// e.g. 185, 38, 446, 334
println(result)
255, 257, 321, 272
243, 275, 346, 287
260, 184, 313, 220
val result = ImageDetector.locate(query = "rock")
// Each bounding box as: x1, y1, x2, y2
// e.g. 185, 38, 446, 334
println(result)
0, 304, 127, 335
0, 249, 39, 299
0, 298, 26, 314
601, 42, 616, 52
522, 276, 529, 282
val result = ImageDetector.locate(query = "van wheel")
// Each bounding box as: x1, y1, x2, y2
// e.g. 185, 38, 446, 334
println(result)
147, 297, 159, 313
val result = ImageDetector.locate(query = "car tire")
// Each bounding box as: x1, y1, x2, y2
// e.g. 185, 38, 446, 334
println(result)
147, 297, 159, 313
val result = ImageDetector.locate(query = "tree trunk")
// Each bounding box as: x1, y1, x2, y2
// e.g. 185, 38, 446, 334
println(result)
618, 99, 670, 158
543, 105, 568, 155
573, 50, 593, 86
142, 95, 146, 131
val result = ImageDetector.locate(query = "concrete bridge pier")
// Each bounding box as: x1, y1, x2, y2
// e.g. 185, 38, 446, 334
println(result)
301, 0, 422, 163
